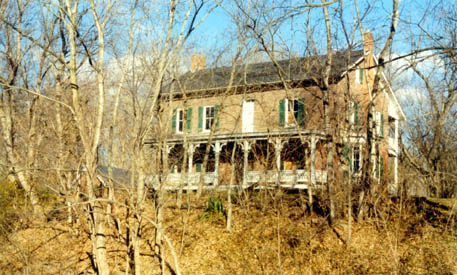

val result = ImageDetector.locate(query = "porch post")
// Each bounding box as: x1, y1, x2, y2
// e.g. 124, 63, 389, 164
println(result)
310, 136, 317, 185
241, 140, 251, 188
163, 144, 175, 185
213, 142, 224, 186
187, 144, 195, 186
274, 138, 283, 186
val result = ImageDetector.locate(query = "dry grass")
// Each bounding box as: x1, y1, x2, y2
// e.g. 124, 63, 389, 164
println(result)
0, 192, 455, 274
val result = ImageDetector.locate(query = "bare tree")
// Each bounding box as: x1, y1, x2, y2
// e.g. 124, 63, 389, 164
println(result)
400, 1, 457, 198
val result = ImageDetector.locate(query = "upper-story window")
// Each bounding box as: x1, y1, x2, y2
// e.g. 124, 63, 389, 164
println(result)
348, 101, 359, 125
176, 109, 184, 133
204, 106, 215, 131
198, 105, 219, 132
374, 111, 384, 138
388, 116, 396, 138
279, 98, 305, 127
356, 68, 364, 84
172, 108, 192, 134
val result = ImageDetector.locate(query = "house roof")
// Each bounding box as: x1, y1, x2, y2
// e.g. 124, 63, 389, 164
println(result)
169, 50, 365, 93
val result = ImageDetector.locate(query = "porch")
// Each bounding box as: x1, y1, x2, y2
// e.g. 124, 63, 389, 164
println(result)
146, 129, 328, 191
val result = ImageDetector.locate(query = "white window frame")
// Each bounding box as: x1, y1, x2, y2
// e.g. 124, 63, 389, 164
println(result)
355, 68, 363, 84
374, 111, 382, 136
388, 116, 396, 139
285, 98, 299, 126
176, 109, 184, 133
203, 106, 215, 132
352, 145, 362, 175
348, 101, 357, 125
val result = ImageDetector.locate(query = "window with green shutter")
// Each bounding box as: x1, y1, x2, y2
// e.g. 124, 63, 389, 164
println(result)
198, 106, 203, 132
349, 101, 359, 126
171, 109, 177, 131
344, 145, 353, 172
279, 99, 285, 127
353, 145, 361, 172
186, 107, 192, 133
297, 98, 305, 126
280, 98, 305, 127
354, 102, 359, 125
214, 105, 220, 129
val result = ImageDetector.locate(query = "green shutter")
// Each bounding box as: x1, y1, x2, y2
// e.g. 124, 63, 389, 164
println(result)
198, 106, 203, 132
214, 105, 220, 129
350, 146, 353, 172
171, 109, 177, 131
344, 145, 353, 172
381, 113, 384, 138
376, 157, 381, 178
380, 156, 384, 179
359, 68, 363, 83
186, 108, 192, 133
297, 98, 305, 126
354, 102, 359, 125
196, 163, 202, 172
279, 99, 285, 127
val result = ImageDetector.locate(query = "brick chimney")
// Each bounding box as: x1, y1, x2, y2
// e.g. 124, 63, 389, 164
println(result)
363, 30, 373, 54
190, 54, 206, 71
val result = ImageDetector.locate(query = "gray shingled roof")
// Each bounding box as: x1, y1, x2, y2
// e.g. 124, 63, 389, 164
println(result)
170, 50, 364, 93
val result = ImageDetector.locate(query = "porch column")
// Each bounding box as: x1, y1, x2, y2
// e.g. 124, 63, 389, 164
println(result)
213, 142, 225, 186
310, 136, 317, 185
240, 140, 251, 188
187, 144, 195, 185
274, 138, 284, 186
163, 144, 175, 184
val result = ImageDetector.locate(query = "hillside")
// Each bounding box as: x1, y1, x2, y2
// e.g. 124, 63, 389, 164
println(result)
0, 193, 455, 274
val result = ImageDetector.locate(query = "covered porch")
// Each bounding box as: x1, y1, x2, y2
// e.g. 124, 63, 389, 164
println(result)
147, 129, 327, 190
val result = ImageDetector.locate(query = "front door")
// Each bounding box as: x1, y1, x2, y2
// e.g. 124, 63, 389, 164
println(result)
242, 100, 255, 133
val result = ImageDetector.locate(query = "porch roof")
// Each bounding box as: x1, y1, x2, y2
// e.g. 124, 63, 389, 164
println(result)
145, 128, 327, 146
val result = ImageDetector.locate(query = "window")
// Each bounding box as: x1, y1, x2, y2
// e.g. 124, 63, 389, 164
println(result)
374, 111, 384, 137
388, 116, 396, 138
356, 68, 364, 84
176, 109, 184, 133
353, 145, 361, 173
279, 98, 305, 127
348, 101, 359, 125
171, 108, 192, 133
344, 145, 362, 174
198, 105, 219, 132
204, 106, 215, 131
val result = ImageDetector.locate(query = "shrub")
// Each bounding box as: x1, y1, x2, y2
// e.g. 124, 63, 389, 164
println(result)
200, 196, 226, 220
0, 178, 26, 235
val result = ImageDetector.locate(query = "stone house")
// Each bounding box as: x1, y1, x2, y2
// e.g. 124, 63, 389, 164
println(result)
148, 31, 405, 192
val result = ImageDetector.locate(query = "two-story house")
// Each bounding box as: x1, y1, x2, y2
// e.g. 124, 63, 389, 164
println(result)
147, 31, 405, 193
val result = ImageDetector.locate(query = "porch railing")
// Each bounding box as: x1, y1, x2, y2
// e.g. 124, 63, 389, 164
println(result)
148, 169, 326, 190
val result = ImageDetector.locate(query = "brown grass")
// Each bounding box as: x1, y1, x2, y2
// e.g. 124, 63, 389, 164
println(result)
0, 192, 455, 274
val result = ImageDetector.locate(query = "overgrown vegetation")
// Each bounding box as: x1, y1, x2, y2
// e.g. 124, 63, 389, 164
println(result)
0, 192, 455, 274
0, 179, 25, 236
200, 196, 226, 221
